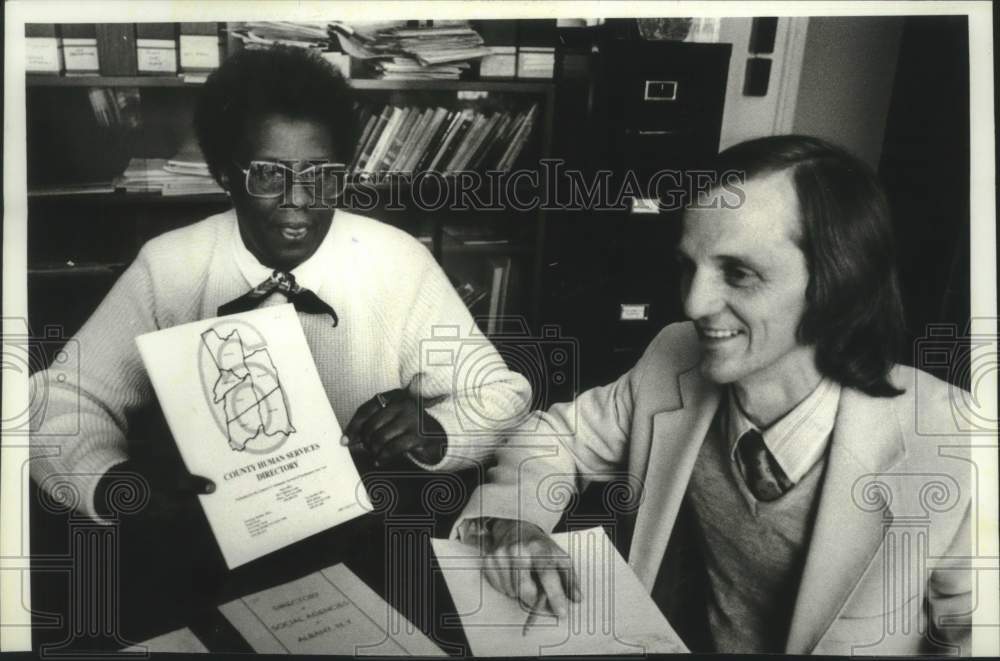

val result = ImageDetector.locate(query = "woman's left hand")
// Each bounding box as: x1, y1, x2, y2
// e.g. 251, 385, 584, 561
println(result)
341, 389, 447, 467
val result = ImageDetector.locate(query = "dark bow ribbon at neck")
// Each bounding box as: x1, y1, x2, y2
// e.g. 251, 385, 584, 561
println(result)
218, 270, 339, 326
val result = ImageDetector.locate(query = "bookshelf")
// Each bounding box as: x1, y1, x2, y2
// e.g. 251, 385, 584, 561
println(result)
27, 74, 553, 94
25, 24, 556, 343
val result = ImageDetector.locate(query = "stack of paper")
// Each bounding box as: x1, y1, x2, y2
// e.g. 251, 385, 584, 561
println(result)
219, 564, 445, 655
432, 527, 689, 656
136, 305, 370, 568
371, 57, 469, 80
229, 22, 330, 50
115, 157, 223, 197
331, 22, 491, 80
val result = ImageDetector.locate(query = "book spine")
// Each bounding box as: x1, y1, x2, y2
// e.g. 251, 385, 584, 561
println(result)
392, 108, 432, 173
457, 113, 500, 173
354, 106, 391, 174
96, 24, 137, 76
469, 113, 507, 171
350, 110, 379, 171
404, 107, 447, 173
500, 104, 538, 171
376, 107, 414, 172
429, 109, 472, 172
459, 113, 497, 173
415, 110, 455, 173
438, 114, 476, 174
364, 107, 401, 175
443, 112, 483, 174
480, 113, 515, 171
380, 107, 419, 172
491, 110, 526, 171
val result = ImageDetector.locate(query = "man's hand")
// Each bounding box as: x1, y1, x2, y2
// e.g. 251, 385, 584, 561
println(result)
341, 388, 447, 467
474, 518, 581, 617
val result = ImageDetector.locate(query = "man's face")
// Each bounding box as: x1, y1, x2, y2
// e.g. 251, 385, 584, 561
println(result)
677, 170, 815, 390
226, 114, 339, 272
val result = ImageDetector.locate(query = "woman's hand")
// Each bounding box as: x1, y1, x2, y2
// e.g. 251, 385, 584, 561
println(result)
95, 459, 215, 523
473, 518, 581, 616
341, 388, 447, 467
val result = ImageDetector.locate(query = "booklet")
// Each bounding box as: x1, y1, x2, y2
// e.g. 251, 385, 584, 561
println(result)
219, 563, 446, 656
122, 627, 209, 653
136, 304, 371, 568
432, 527, 688, 656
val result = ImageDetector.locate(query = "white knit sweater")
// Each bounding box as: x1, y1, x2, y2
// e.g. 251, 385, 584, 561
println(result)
29, 209, 532, 519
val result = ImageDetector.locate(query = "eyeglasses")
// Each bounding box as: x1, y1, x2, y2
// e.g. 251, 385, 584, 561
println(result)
236, 160, 348, 199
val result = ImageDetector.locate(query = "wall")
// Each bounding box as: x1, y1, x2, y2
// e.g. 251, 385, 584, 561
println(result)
792, 16, 904, 167
717, 16, 809, 150
716, 16, 904, 168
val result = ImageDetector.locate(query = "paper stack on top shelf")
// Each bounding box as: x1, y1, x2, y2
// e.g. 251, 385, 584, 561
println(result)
116, 157, 223, 197
229, 21, 330, 51
330, 21, 491, 80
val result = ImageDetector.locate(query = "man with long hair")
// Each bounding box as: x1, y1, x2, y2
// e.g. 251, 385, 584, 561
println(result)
456, 135, 972, 654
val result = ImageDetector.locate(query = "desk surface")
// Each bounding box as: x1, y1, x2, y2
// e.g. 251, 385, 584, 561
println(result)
29, 459, 482, 655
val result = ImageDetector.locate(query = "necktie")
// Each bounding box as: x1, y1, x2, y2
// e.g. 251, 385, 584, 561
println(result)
218, 270, 339, 325
736, 429, 793, 501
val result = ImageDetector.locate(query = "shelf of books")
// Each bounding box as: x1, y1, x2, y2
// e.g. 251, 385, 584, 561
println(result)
25, 19, 558, 335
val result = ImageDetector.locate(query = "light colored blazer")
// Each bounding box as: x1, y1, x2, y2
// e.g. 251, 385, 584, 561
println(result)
457, 322, 973, 655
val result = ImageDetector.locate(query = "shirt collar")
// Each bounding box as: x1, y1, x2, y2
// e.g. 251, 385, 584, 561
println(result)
230, 213, 335, 295
727, 377, 842, 484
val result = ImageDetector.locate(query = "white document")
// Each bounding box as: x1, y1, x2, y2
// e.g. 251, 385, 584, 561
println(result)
433, 527, 688, 656
122, 627, 209, 653
136, 304, 371, 568
219, 563, 445, 656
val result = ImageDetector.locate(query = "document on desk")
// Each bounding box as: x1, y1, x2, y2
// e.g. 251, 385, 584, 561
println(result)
136, 304, 371, 569
218, 563, 445, 656
122, 627, 209, 653
432, 527, 688, 656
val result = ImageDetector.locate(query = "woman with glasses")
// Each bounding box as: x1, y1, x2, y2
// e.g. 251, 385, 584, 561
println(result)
29, 46, 531, 526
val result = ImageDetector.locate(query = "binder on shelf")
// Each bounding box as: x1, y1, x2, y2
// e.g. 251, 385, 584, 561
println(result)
60, 24, 100, 75
477, 19, 517, 78
517, 47, 555, 78
26, 24, 64, 74
136, 23, 178, 75
96, 23, 138, 76
517, 19, 556, 79
179, 22, 221, 74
